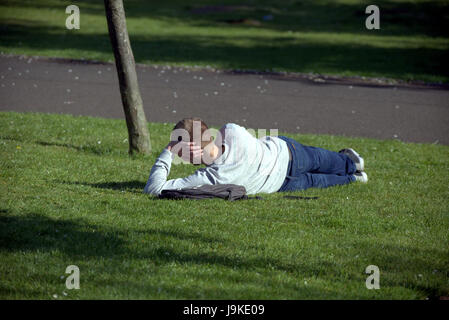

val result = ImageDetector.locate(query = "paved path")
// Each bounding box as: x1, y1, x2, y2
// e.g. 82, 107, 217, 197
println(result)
1, 54, 448, 144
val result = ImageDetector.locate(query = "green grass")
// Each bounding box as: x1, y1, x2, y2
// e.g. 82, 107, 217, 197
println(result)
0, 0, 448, 83
0, 111, 448, 299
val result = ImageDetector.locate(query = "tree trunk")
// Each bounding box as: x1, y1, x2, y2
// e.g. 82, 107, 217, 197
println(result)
104, 0, 150, 155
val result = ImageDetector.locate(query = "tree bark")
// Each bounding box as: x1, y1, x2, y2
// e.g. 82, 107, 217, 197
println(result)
104, 0, 151, 154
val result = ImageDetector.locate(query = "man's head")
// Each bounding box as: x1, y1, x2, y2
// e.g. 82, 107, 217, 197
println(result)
173, 117, 211, 149
171, 117, 216, 164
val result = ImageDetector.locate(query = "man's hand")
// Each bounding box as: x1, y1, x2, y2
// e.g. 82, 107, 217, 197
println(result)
166, 141, 203, 163
165, 140, 178, 152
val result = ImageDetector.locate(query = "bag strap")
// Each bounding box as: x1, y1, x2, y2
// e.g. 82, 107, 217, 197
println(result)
238, 195, 318, 200
240, 195, 264, 200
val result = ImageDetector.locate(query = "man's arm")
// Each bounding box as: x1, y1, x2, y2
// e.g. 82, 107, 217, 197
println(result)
143, 144, 215, 196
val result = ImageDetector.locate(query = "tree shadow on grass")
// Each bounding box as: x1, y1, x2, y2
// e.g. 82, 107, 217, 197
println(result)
35, 140, 112, 156
1, 209, 447, 298
1, 21, 448, 82
0, 209, 336, 276
4, 0, 449, 37
62, 180, 146, 193
0, 212, 126, 258
0, 210, 343, 298
0, 135, 116, 157
0, 210, 225, 258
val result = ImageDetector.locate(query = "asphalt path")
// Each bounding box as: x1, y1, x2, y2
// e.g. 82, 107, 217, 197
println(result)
1, 54, 448, 145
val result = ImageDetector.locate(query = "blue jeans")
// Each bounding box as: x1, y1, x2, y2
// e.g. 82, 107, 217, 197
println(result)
277, 136, 356, 192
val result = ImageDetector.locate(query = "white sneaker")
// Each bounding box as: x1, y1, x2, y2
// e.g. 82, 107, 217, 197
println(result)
354, 171, 368, 183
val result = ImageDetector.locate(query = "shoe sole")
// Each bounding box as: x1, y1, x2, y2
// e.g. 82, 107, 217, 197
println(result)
340, 148, 364, 172
354, 171, 368, 183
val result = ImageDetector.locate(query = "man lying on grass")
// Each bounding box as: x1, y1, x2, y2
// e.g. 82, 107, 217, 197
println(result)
144, 118, 367, 195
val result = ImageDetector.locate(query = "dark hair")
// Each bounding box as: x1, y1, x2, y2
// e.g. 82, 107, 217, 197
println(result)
173, 117, 212, 149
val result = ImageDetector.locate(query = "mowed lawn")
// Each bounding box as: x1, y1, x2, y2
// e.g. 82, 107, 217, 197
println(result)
0, 0, 448, 83
0, 111, 448, 299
